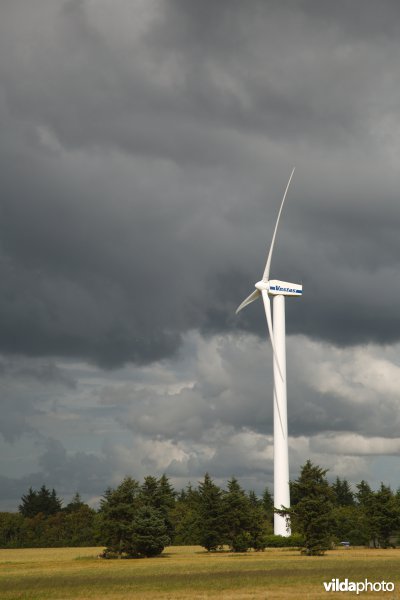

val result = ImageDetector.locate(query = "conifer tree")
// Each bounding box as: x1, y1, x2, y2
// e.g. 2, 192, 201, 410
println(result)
140, 476, 159, 505
262, 487, 274, 525
248, 490, 260, 507
355, 480, 376, 546
129, 505, 170, 557
277, 460, 335, 555
19, 485, 62, 517
248, 490, 272, 550
171, 484, 201, 545
332, 477, 355, 506
19, 488, 39, 518
64, 492, 86, 513
198, 473, 225, 551
140, 475, 175, 539
157, 474, 176, 539
360, 484, 400, 548
223, 477, 252, 552
99, 476, 141, 556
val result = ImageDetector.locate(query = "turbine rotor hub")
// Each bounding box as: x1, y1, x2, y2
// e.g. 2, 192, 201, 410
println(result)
255, 280, 269, 291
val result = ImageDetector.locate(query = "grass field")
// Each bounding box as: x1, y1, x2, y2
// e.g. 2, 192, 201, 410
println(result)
1, 546, 400, 599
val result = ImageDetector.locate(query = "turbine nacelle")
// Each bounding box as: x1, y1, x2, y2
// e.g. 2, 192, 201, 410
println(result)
254, 279, 302, 296
268, 280, 302, 297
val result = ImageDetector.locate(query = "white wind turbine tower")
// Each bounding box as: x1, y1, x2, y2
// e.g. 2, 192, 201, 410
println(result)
236, 168, 302, 536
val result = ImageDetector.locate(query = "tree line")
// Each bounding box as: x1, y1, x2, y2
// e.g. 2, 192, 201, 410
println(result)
0, 461, 399, 557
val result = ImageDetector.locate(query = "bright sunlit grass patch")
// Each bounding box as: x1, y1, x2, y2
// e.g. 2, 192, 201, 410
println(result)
1, 546, 400, 599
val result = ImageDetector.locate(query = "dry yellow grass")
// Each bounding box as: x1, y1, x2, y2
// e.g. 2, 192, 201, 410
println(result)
1, 546, 400, 599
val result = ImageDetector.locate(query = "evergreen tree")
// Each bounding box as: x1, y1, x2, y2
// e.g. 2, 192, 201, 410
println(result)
48, 488, 62, 514
223, 477, 252, 552
99, 476, 141, 556
158, 474, 176, 506
248, 490, 261, 507
262, 487, 274, 525
64, 492, 87, 513
19, 485, 62, 517
171, 484, 201, 545
355, 480, 373, 506
140, 476, 159, 505
99, 475, 175, 558
19, 488, 39, 518
128, 506, 170, 557
262, 488, 274, 511
198, 473, 225, 551
332, 477, 355, 506
369, 484, 400, 548
156, 474, 176, 539
277, 460, 335, 555
355, 480, 376, 546
139, 475, 176, 539
247, 491, 272, 550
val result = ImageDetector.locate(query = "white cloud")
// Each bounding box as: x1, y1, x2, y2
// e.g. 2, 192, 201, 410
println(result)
293, 335, 400, 406
311, 433, 400, 456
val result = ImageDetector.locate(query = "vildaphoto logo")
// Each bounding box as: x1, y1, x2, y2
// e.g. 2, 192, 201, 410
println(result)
323, 578, 395, 594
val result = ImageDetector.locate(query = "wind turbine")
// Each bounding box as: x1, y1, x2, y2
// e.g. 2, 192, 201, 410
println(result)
236, 168, 302, 536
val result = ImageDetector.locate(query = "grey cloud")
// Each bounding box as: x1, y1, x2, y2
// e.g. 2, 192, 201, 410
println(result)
38, 437, 112, 496
2, 0, 397, 161
97, 333, 400, 449
0, 437, 117, 510
1, 331, 400, 509
0, 0, 400, 369
0, 356, 75, 442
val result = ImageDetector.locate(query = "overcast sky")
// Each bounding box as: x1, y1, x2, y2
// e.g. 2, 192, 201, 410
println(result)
1, 0, 400, 510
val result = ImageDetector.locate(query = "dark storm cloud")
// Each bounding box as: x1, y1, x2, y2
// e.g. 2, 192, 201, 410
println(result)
37, 437, 112, 496
0, 356, 75, 442
0, 0, 400, 367
0, 437, 117, 510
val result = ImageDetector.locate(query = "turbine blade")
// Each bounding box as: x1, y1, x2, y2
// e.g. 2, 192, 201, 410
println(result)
261, 290, 284, 381
262, 168, 295, 282
235, 289, 261, 314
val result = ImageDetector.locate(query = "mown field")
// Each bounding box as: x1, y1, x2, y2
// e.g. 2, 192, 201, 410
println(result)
1, 546, 400, 600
